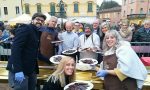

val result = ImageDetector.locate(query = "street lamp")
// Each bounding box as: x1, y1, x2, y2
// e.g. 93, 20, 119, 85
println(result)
57, 0, 67, 29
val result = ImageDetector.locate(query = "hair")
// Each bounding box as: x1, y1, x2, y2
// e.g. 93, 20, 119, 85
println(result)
102, 30, 123, 53
48, 56, 75, 87
32, 12, 46, 20
101, 22, 110, 30
143, 19, 150, 25
84, 24, 93, 31
49, 16, 58, 21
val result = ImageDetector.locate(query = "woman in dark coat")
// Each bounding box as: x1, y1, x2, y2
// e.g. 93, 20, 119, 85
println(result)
43, 56, 76, 90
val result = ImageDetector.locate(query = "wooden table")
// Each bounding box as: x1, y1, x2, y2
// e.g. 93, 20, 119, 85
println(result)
0, 61, 103, 90
0, 61, 150, 90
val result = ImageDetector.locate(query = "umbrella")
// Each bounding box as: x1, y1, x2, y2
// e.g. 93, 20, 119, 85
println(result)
8, 14, 31, 24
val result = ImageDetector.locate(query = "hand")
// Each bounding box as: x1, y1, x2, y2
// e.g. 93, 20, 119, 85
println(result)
96, 70, 108, 77
15, 72, 25, 84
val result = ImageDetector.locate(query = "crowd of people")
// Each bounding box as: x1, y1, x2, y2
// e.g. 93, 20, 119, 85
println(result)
0, 12, 149, 90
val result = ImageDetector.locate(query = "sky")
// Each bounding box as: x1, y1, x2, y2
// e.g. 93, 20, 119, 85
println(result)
97, 0, 122, 6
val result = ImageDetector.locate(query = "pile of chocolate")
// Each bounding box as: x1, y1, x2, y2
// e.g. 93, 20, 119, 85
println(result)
66, 82, 89, 90
81, 59, 94, 64
63, 50, 76, 54
53, 56, 62, 62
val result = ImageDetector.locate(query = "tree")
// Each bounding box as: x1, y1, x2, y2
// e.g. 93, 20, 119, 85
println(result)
99, 0, 120, 10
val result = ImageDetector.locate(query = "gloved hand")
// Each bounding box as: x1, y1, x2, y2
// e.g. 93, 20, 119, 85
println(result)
96, 70, 108, 77
15, 72, 25, 84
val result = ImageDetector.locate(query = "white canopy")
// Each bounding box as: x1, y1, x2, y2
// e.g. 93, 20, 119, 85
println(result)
44, 12, 51, 22
8, 14, 31, 24
57, 18, 67, 24
73, 17, 96, 24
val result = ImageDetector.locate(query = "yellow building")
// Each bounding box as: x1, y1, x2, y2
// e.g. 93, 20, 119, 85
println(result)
0, 0, 96, 22
0, 0, 23, 22
22, 0, 97, 20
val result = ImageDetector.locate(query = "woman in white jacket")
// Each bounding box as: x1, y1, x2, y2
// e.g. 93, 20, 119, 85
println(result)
96, 30, 147, 90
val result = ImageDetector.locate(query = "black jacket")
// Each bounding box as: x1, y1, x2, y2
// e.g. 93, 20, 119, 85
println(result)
6, 24, 39, 76
42, 78, 63, 90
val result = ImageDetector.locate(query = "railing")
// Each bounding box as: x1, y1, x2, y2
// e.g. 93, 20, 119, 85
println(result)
130, 42, 150, 57
0, 43, 11, 61
0, 42, 149, 61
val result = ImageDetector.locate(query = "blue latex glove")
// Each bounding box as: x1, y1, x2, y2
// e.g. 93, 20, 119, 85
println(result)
15, 72, 25, 84
96, 70, 108, 77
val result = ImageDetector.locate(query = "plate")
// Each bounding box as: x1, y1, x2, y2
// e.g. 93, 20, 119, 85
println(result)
64, 80, 93, 90
49, 55, 65, 64
62, 49, 77, 55
79, 58, 98, 65
76, 63, 92, 71
51, 40, 63, 43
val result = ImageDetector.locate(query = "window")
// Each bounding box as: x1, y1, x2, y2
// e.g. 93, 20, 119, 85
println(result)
50, 3, 55, 16
74, 3, 79, 13
140, 8, 144, 14
130, 0, 134, 3
88, 2, 92, 12
4, 7, 8, 15
124, 0, 126, 5
37, 3, 41, 13
25, 4, 30, 14
130, 9, 133, 14
16, 6, 20, 14
0, 8, 1, 17
123, 10, 126, 17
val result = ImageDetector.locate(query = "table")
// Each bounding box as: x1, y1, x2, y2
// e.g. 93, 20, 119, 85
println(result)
0, 61, 103, 90
0, 61, 150, 90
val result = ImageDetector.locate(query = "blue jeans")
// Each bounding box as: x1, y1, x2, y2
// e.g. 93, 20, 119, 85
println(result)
8, 71, 37, 90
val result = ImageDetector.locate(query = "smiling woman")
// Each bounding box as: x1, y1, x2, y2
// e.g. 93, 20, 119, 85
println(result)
42, 56, 76, 90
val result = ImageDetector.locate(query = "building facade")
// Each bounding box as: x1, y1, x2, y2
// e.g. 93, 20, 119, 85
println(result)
0, 0, 23, 22
97, 6, 121, 23
121, 0, 150, 23
0, 0, 97, 21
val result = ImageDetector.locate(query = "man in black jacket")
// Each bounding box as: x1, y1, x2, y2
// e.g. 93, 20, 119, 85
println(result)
6, 13, 46, 90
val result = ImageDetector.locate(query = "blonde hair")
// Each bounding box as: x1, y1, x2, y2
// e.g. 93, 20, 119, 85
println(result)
48, 56, 75, 87
103, 30, 123, 53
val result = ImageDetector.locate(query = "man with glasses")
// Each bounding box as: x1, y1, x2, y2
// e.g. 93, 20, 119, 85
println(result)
7, 12, 46, 90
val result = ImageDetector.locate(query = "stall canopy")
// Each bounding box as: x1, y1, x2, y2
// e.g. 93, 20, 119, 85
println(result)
44, 12, 51, 22
8, 14, 31, 25
73, 17, 96, 24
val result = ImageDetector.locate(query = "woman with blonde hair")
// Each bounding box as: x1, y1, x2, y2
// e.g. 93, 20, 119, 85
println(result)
119, 21, 133, 42
43, 56, 76, 90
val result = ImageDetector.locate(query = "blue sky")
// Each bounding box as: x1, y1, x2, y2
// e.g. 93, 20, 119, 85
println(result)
97, 0, 122, 6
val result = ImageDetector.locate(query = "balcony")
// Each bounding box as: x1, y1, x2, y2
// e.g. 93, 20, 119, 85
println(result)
127, 14, 146, 19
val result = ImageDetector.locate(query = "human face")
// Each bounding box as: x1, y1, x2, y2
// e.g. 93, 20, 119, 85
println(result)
64, 59, 75, 75
144, 23, 149, 29
48, 18, 57, 28
102, 25, 108, 33
93, 20, 99, 29
122, 23, 128, 29
66, 22, 73, 33
85, 27, 92, 35
105, 34, 116, 48
32, 17, 45, 27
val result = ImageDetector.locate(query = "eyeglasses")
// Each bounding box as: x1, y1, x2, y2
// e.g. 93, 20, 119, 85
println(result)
35, 17, 45, 23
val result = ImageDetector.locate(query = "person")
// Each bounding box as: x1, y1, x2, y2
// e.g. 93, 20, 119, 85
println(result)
96, 30, 147, 90
39, 16, 59, 64
58, 21, 79, 59
42, 56, 76, 90
78, 24, 100, 60
6, 12, 46, 90
119, 21, 133, 42
133, 20, 150, 42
